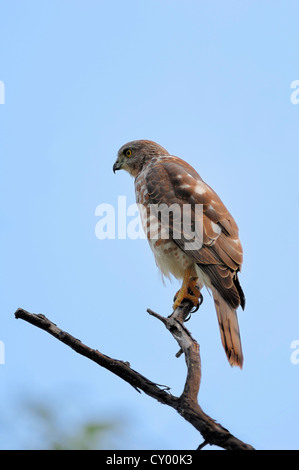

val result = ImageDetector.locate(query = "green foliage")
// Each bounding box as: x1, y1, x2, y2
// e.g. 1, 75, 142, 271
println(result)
22, 401, 120, 450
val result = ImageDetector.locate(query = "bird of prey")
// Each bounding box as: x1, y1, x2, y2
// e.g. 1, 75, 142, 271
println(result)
113, 140, 245, 368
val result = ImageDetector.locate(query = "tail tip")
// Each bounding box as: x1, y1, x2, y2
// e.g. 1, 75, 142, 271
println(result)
228, 351, 244, 369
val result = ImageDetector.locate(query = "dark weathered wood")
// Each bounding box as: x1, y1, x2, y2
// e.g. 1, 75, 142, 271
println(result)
14, 305, 254, 450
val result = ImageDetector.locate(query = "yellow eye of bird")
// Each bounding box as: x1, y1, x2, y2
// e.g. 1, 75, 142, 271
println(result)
125, 149, 132, 157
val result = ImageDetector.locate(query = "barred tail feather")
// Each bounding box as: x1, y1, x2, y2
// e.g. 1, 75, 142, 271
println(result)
211, 286, 244, 368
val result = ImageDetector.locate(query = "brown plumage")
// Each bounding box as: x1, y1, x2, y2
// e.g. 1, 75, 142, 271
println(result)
113, 140, 245, 368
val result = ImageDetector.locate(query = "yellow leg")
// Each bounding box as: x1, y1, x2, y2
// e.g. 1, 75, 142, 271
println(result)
173, 266, 201, 311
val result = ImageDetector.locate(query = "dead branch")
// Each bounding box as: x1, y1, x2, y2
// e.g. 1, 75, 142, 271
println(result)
14, 304, 254, 450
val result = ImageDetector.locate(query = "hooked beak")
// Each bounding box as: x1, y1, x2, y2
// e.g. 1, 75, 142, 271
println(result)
113, 160, 122, 173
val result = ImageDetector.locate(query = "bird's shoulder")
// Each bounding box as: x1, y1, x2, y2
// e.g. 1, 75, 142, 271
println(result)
142, 154, 221, 209
140, 154, 241, 250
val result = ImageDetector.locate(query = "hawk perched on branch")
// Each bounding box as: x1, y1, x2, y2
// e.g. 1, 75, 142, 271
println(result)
113, 140, 245, 368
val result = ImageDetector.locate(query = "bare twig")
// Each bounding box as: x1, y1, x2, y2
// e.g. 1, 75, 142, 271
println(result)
14, 305, 254, 450
197, 440, 209, 450
148, 302, 201, 403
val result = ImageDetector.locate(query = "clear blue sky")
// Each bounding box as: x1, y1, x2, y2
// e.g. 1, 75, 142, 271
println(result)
1, 0, 299, 450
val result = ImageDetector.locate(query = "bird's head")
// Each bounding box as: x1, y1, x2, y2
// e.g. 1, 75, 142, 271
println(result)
113, 139, 169, 178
